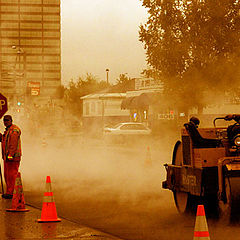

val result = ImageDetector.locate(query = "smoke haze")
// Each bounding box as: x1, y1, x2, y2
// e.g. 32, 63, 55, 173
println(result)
61, 0, 148, 85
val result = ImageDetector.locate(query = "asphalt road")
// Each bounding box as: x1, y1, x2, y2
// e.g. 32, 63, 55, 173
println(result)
21, 135, 240, 240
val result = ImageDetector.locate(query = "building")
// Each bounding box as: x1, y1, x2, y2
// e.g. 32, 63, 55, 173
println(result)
120, 78, 164, 127
81, 93, 129, 136
0, 0, 61, 106
80, 78, 183, 136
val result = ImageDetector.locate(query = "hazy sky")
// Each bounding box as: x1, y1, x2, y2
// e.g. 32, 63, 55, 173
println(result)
61, 0, 148, 85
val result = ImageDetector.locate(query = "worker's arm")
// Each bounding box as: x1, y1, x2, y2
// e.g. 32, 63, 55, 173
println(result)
7, 129, 20, 160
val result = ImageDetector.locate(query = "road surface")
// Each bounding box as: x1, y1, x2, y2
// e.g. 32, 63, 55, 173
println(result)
20, 134, 240, 240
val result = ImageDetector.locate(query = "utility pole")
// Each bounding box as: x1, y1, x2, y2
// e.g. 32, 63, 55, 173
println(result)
106, 68, 109, 84
12, 46, 25, 106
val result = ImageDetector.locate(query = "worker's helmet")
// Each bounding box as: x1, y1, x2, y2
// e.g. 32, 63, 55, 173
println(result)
190, 116, 200, 126
3, 115, 12, 122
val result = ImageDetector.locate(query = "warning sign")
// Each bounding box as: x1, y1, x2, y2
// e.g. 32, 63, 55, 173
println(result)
0, 93, 8, 118
28, 82, 40, 96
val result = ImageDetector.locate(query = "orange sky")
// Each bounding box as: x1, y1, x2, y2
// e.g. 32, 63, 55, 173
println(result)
61, 0, 148, 86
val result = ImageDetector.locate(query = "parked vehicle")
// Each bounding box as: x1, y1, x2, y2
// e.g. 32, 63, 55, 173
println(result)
103, 122, 151, 143
162, 114, 240, 221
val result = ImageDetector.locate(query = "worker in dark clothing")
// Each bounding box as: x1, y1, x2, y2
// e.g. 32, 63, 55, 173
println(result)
189, 117, 200, 128
184, 116, 221, 148
0, 115, 22, 199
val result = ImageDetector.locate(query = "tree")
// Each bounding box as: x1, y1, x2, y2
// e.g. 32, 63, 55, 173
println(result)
113, 73, 134, 92
54, 85, 65, 99
139, 0, 240, 113
64, 73, 110, 116
116, 73, 129, 85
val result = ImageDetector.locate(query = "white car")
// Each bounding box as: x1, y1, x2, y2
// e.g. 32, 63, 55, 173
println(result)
103, 122, 151, 143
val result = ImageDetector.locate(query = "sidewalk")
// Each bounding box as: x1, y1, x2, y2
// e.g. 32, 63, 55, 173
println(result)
0, 198, 122, 240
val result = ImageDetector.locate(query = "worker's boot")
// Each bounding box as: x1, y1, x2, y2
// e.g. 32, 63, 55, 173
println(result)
2, 194, 13, 199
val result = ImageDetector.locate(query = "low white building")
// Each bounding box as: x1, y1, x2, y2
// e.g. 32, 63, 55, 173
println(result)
81, 93, 129, 136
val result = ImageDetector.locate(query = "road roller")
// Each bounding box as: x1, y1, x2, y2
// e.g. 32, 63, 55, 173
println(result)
162, 114, 240, 220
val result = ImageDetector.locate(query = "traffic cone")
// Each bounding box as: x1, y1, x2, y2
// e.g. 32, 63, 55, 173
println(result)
42, 138, 47, 148
193, 205, 210, 240
144, 146, 152, 167
37, 176, 61, 222
6, 172, 29, 212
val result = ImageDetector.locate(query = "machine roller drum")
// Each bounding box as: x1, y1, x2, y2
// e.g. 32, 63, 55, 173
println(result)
219, 176, 240, 221
172, 141, 194, 213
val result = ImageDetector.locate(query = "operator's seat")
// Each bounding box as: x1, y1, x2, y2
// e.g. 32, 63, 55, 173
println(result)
184, 121, 222, 148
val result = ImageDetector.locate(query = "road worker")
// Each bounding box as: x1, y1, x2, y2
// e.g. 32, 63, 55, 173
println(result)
0, 115, 22, 199
184, 116, 221, 148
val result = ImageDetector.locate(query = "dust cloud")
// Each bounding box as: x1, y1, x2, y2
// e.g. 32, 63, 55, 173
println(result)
5, 114, 240, 240
1, 111, 189, 240
21, 132, 172, 200
6, 112, 176, 207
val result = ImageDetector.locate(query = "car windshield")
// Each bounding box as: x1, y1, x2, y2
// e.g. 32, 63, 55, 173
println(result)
112, 123, 123, 129
120, 124, 147, 130
111, 123, 148, 130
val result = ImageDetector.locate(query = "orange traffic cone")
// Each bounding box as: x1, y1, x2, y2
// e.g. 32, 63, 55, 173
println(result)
144, 146, 152, 167
42, 138, 47, 148
38, 176, 61, 222
193, 205, 210, 240
6, 172, 29, 212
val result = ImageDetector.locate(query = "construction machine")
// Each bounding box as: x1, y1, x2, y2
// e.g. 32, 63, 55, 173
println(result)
162, 114, 240, 220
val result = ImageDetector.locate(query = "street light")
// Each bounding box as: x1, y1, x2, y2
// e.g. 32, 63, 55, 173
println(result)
11, 46, 26, 106
11, 45, 25, 81
106, 68, 109, 84
12, 45, 25, 73
12, 45, 24, 54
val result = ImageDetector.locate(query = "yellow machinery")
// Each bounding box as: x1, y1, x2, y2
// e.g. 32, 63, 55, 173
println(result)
162, 114, 240, 220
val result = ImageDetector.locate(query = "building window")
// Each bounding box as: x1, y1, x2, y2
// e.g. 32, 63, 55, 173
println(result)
91, 102, 95, 113
97, 102, 101, 115
145, 79, 150, 87
85, 103, 89, 115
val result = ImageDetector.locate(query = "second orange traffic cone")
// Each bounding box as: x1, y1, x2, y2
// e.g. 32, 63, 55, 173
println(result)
193, 205, 210, 240
38, 176, 61, 222
6, 172, 29, 212
42, 138, 47, 148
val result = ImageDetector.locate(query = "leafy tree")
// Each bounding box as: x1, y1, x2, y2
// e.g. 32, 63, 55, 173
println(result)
64, 73, 110, 116
113, 73, 134, 92
54, 85, 65, 99
139, 0, 240, 113
116, 73, 129, 85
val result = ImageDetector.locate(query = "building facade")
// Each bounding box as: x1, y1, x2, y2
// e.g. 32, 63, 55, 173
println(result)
0, 0, 61, 105
81, 93, 129, 136
121, 78, 184, 134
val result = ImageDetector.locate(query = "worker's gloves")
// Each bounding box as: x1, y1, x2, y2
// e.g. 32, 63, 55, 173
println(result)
224, 114, 234, 121
6, 155, 13, 161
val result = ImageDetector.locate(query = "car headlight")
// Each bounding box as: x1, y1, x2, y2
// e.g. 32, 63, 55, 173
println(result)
234, 135, 240, 146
